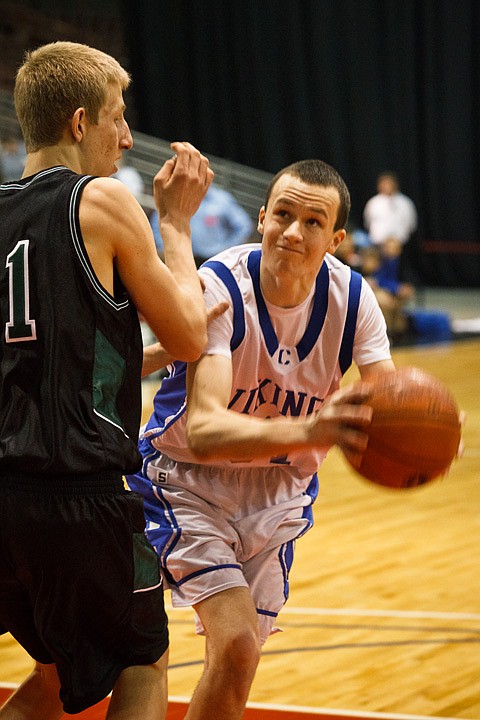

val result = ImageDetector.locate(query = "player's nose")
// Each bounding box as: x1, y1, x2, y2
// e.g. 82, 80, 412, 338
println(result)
120, 121, 133, 150
284, 219, 302, 241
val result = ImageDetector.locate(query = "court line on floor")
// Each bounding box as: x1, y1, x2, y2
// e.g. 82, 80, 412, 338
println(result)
171, 695, 464, 720
279, 607, 480, 622
167, 604, 480, 622
0, 684, 464, 720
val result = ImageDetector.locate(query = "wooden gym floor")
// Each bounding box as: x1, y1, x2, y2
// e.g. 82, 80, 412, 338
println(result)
0, 334, 479, 719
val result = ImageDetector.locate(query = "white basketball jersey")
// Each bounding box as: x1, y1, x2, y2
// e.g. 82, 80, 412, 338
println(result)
142, 244, 390, 478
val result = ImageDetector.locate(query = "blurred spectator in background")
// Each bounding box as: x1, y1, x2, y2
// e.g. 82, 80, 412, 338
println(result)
363, 171, 417, 247
149, 182, 254, 266
0, 133, 27, 181
113, 155, 145, 201
336, 232, 414, 342
360, 239, 414, 341
334, 230, 363, 272
361, 172, 417, 339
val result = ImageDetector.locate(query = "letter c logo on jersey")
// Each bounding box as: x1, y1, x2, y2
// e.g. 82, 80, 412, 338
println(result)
278, 348, 291, 366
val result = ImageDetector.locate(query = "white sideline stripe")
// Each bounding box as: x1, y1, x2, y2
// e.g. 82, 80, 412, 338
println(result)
167, 604, 480, 622
246, 702, 461, 720
279, 607, 480, 622
0, 685, 462, 719
169, 695, 461, 720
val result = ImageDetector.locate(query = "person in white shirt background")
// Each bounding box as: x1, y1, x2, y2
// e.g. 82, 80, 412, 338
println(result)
361, 171, 417, 338
363, 171, 417, 247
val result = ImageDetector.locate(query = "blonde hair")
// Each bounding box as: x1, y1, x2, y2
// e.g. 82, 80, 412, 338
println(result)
14, 41, 131, 152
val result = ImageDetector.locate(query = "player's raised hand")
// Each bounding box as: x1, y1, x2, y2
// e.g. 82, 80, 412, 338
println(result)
153, 142, 214, 224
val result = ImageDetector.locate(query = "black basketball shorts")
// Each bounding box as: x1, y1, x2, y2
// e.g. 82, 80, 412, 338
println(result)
0, 473, 169, 713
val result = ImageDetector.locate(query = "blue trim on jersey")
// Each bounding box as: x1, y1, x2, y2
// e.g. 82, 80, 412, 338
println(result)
339, 269, 362, 376
202, 260, 246, 351
297, 262, 329, 361
147, 484, 183, 587
247, 250, 278, 355
279, 540, 295, 602
247, 250, 330, 361
144, 257, 250, 445
175, 563, 243, 588
144, 361, 188, 439
298, 472, 318, 535
257, 608, 278, 618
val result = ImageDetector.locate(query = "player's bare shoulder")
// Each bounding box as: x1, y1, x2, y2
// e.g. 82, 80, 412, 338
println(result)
81, 176, 144, 229
80, 176, 151, 251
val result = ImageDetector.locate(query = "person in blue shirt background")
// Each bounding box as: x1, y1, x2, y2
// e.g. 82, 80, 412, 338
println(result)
149, 183, 254, 266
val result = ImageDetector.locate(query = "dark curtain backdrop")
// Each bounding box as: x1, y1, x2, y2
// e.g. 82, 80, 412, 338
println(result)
122, 0, 480, 287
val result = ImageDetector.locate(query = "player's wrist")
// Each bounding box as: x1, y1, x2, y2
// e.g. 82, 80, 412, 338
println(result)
158, 216, 192, 237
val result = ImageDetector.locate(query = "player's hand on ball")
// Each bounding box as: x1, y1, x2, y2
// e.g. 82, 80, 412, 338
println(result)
306, 382, 373, 465
346, 367, 462, 489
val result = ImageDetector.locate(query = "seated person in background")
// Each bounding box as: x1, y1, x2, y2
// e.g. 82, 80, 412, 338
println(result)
334, 230, 363, 272
149, 182, 254, 266
360, 238, 414, 340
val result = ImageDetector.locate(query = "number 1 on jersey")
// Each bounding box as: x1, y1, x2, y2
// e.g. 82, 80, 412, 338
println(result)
5, 240, 37, 342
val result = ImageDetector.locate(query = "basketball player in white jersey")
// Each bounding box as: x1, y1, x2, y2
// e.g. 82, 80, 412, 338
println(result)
129, 159, 396, 719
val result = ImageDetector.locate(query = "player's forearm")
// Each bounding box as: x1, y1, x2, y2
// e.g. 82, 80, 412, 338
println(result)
142, 342, 172, 377
161, 221, 206, 302
186, 409, 314, 462
159, 222, 208, 353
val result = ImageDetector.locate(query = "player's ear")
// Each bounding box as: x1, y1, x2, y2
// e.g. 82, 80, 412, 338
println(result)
257, 206, 266, 236
70, 107, 87, 143
329, 229, 346, 254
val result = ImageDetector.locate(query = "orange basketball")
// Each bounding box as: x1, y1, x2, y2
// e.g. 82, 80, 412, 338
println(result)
351, 367, 461, 489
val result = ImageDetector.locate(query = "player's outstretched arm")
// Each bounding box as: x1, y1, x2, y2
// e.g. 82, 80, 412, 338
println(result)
185, 354, 374, 463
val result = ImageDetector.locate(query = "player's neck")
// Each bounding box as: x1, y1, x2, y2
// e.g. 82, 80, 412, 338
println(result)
23, 144, 82, 178
260, 268, 314, 308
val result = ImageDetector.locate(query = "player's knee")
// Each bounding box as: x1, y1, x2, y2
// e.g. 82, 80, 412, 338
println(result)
218, 626, 261, 677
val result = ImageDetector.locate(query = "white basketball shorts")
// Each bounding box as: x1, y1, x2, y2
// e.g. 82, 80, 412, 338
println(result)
140, 451, 317, 643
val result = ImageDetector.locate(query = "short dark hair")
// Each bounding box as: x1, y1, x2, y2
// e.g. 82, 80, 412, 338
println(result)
264, 159, 351, 231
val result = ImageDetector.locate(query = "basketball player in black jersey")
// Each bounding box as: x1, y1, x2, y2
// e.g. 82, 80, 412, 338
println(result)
0, 41, 213, 719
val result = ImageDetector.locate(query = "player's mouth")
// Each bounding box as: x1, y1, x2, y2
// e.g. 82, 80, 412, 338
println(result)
277, 244, 302, 255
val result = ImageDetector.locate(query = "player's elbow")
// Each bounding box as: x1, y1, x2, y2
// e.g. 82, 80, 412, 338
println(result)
186, 432, 213, 461
178, 330, 208, 363
185, 418, 217, 461
164, 325, 207, 363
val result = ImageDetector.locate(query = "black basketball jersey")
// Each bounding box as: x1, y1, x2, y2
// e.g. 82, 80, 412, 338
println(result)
0, 166, 143, 475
